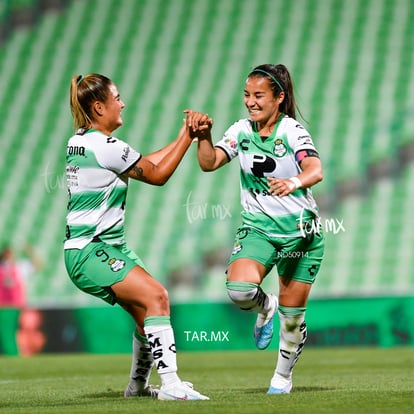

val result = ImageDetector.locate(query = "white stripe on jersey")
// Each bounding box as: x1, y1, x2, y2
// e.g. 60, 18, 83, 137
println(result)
215, 115, 321, 237
64, 129, 141, 249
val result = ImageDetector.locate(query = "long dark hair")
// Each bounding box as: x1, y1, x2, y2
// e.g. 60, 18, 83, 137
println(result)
248, 64, 303, 120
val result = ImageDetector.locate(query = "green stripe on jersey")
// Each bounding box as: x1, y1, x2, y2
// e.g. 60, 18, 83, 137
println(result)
67, 223, 125, 242
64, 130, 140, 249
242, 210, 318, 237
69, 191, 106, 211
107, 186, 127, 208
69, 187, 127, 211
66, 148, 101, 168
66, 223, 97, 239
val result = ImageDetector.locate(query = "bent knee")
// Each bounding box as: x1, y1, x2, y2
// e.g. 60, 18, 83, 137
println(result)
146, 285, 170, 314
226, 280, 259, 310
156, 286, 170, 307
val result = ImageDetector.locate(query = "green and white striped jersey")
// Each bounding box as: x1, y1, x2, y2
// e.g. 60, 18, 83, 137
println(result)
64, 129, 141, 249
215, 115, 321, 237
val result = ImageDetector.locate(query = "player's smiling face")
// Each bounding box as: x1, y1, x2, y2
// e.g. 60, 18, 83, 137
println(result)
244, 76, 282, 126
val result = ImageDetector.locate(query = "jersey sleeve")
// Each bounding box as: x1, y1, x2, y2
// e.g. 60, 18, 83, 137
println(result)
287, 121, 319, 158
94, 136, 141, 174
214, 120, 243, 161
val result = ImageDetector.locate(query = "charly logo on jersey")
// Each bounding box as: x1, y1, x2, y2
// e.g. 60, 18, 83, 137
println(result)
273, 139, 287, 157
108, 258, 126, 272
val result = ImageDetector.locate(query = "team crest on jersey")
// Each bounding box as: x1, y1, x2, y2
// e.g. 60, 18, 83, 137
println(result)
273, 139, 287, 157
108, 258, 126, 272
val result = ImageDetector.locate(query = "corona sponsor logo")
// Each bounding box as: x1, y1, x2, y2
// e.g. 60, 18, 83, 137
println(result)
67, 145, 86, 156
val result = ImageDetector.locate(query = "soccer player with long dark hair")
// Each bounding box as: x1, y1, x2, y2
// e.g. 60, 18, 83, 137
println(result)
192, 64, 325, 394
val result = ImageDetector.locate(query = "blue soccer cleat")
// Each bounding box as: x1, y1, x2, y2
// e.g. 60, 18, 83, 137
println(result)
254, 294, 277, 350
267, 374, 292, 394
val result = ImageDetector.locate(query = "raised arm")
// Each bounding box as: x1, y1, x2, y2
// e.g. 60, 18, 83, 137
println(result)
142, 139, 181, 166
197, 137, 228, 172
185, 111, 228, 172
125, 121, 192, 186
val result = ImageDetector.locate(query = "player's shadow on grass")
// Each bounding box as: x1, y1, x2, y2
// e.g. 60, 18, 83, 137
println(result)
293, 386, 335, 392
244, 386, 334, 394
84, 391, 124, 399
86, 386, 335, 399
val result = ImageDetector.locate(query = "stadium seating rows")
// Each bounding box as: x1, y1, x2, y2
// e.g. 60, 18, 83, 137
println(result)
0, 0, 413, 305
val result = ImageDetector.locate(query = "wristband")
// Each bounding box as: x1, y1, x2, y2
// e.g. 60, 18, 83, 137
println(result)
289, 176, 302, 189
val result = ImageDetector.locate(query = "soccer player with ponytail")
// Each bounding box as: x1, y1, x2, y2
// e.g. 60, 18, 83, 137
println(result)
192, 64, 325, 394
64, 73, 209, 401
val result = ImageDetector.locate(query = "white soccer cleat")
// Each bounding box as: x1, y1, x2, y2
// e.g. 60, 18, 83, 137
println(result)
124, 384, 159, 398
254, 294, 278, 350
267, 373, 292, 394
158, 381, 209, 401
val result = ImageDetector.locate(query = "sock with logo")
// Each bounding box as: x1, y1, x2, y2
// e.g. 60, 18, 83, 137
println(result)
274, 306, 307, 380
144, 316, 180, 387
126, 330, 154, 393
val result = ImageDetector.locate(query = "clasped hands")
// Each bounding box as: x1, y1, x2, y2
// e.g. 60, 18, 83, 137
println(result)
184, 109, 213, 140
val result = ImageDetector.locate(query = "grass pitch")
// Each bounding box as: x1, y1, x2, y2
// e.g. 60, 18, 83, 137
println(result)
0, 347, 413, 414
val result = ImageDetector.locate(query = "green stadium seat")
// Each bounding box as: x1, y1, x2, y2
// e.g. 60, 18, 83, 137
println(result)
0, 0, 413, 305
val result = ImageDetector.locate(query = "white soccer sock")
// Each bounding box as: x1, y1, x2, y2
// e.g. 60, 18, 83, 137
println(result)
127, 331, 154, 391
275, 307, 307, 379
144, 316, 180, 387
